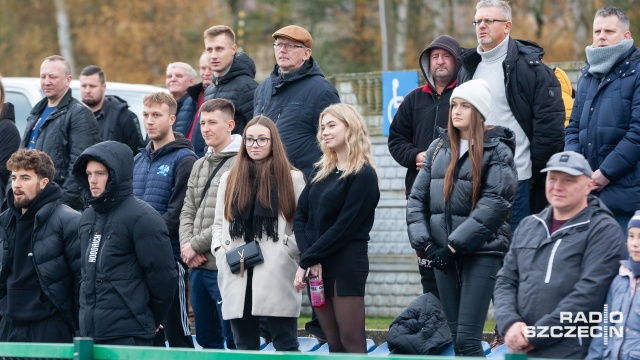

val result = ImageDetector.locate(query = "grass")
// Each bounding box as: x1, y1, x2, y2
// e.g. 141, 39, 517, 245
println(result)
298, 316, 497, 332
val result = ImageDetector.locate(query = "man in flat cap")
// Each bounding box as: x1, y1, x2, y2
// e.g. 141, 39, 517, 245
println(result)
253, 25, 340, 180
494, 151, 624, 358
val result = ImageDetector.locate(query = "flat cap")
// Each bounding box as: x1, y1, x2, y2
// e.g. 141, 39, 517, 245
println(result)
272, 25, 312, 48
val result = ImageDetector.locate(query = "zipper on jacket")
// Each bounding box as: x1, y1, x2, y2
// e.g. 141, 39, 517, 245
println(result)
533, 216, 591, 283
433, 104, 440, 140
544, 239, 562, 283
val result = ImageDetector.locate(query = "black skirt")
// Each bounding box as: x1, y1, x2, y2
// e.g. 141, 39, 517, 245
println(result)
320, 240, 369, 297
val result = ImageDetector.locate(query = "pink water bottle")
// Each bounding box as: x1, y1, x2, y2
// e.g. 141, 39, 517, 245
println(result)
309, 277, 325, 308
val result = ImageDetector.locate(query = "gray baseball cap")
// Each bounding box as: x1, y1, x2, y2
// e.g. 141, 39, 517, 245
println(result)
541, 151, 593, 177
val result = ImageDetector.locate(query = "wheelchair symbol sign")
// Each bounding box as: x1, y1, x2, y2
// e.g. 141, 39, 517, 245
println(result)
382, 72, 419, 136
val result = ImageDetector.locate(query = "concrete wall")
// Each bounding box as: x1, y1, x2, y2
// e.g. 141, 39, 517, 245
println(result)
299, 62, 583, 318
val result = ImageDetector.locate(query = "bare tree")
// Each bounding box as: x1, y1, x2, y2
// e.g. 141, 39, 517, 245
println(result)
571, 0, 594, 59
392, 0, 409, 70
53, 0, 75, 76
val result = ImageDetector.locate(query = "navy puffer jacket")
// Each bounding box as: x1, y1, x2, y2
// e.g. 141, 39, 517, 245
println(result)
407, 126, 517, 256
387, 293, 452, 355
565, 46, 640, 214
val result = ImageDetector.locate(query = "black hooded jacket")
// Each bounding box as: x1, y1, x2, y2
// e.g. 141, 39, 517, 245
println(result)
72, 141, 178, 341
388, 39, 460, 197
0, 182, 81, 331
203, 52, 259, 137
407, 126, 517, 256
253, 57, 340, 179
94, 95, 144, 155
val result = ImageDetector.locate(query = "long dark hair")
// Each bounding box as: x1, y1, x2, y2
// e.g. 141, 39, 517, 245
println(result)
224, 116, 297, 222
443, 104, 489, 209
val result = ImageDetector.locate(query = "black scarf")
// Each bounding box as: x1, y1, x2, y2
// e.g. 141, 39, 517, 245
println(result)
229, 163, 279, 242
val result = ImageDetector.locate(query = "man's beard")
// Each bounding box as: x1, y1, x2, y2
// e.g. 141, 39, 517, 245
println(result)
83, 97, 101, 107
14, 187, 42, 210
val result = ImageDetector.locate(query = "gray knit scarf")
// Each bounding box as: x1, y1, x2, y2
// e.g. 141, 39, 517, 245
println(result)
585, 39, 634, 78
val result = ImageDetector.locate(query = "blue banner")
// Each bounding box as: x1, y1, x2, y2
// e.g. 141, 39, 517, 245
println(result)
382, 71, 419, 136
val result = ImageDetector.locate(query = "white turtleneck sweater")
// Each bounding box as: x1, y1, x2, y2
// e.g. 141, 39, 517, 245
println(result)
473, 36, 531, 180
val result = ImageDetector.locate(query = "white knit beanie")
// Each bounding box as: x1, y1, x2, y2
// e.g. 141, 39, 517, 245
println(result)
450, 79, 491, 120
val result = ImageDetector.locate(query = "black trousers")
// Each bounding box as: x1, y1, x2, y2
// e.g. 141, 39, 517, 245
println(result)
96, 337, 153, 346
230, 269, 298, 351
418, 262, 439, 299
153, 261, 194, 348
435, 255, 501, 357
0, 314, 72, 343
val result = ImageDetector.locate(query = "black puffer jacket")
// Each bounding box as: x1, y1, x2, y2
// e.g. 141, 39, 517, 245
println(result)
204, 52, 259, 136
21, 89, 99, 210
387, 293, 452, 355
0, 182, 81, 332
254, 57, 340, 179
95, 96, 144, 155
407, 126, 517, 256
73, 141, 178, 341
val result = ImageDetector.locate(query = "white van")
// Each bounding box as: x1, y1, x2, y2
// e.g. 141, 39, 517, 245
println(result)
3, 77, 168, 137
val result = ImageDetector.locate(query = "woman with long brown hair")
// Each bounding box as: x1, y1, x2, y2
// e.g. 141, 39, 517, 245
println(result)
293, 103, 380, 353
406, 79, 517, 356
212, 115, 305, 351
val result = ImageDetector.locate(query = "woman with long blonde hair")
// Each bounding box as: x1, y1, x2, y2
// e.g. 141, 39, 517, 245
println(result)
406, 79, 517, 356
293, 103, 380, 353
212, 115, 305, 351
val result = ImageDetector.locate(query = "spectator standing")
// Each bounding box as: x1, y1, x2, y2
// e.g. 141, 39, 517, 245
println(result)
388, 34, 461, 298
174, 52, 213, 157
21, 55, 99, 210
202, 25, 259, 137
166, 62, 196, 114
79, 65, 144, 155
253, 25, 340, 180
293, 104, 380, 353
406, 79, 517, 356
179, 99, 240, 349
494, 151, 625, 358
212, 116, 305, 351
133, 92, 197, 348
73, 141, 178, 346
586, 211, 640, 360
0, 77, 21, 205
458, 0, 565, 229
0, 149, 80, 343
565, 6, 640, 230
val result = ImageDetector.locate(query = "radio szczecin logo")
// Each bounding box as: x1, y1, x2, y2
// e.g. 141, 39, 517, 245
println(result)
525, 306, 623, 345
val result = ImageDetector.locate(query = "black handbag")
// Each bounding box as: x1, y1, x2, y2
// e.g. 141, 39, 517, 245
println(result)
226, 241, 264, 277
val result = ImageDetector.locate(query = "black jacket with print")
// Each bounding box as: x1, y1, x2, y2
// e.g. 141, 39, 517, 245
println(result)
72, 141, 177, 341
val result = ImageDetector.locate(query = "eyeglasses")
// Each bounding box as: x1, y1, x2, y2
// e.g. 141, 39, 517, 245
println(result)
273, 42, 306, 51
244, 137, 271, 147
472, 18, 509, 27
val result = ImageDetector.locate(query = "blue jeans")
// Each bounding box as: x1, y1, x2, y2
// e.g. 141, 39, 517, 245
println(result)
511, 179, 531, 234
189, 268, 234, 349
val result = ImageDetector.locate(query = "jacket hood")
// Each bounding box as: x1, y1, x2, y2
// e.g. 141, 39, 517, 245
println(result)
270, 56, 325, 84
436, 125, 515, 154
206, 133, 242, 155
214, 52, 257, 86
72, 141, 134, 206
1, 103, 15, 122
104, 95, 130, 108
419, 35, 461, 89
6, 182, 63, 218
144, 131, 195, 156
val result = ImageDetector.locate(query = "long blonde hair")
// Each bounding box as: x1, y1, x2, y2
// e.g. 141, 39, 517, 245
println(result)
312, 103, 377, 183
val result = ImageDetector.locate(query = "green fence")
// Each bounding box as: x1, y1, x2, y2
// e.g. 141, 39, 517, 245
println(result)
0, 338, 543, 360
